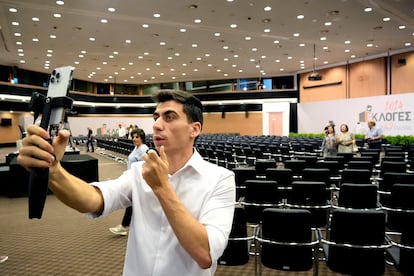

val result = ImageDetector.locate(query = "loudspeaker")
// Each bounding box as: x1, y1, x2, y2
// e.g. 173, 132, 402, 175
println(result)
398, 58, 406, 65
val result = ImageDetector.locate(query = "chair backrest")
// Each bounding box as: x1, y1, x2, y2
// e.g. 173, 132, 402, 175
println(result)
289, 180, 329, 228
346, 160, 373, 172
340, 168, 372, 184
260, 208, 314, 271
316, 160, 341, 176
399, 229, 414, 275
284, 159, 307, 177
337, 152, 354, 164
290, 181, 327, 205
218, 206, 250, 266
255, 159, 276, 176
265, 167, 293, 187
380, 172, 414, 192
337, 183, 378, 209
326, 209, 386, 275
386, 183, 414, 233
302, 168, 330, 185
380, 161, 407, 178
244, 180, 280, 224
324, 156, 346, 169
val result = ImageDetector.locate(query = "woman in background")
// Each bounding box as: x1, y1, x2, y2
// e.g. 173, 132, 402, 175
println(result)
321, 125, 337, 157
337, 123, 355, 153
109, 128, 149, 236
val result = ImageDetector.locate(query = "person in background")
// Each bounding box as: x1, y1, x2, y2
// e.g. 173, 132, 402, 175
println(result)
365, 120, 383, 149
117, 124, 127, 139
86, 127, 94, 152
336, 123, 355, 153
109, 128, 149, 236
321, 125, 337, 157
17, 90, 235, 276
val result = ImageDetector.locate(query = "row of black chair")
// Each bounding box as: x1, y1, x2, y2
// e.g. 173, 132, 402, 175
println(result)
219, 205, 414, 276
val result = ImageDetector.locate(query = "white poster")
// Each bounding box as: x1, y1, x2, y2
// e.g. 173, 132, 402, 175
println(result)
298, 93, 414, 136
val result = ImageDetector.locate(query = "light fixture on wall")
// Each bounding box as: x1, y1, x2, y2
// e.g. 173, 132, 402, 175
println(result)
308, 44, 322, 81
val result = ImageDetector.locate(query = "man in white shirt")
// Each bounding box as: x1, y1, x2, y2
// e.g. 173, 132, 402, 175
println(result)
117, 124, 127, 138
17, 90, 236, 275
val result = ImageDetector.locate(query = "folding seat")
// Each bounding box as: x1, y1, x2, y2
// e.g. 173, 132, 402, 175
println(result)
242, 180, 282, 225
386, 227, 414, 276
382, 183, 414, 233
232, 167, 257, 200
286, 180, 331, 228
256, 208, 320, 276
340, 168, 372, 185
321, 209, 389, 275
255, 159, 276, 177
218, 206, 253, 266
284, 159, 306, 178
337, 183, 378, 209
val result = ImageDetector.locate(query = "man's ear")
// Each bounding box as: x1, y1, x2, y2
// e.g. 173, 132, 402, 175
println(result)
191, 122, 202, 137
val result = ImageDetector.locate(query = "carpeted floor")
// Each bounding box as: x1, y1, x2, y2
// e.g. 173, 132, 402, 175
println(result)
0, 146, 402, 275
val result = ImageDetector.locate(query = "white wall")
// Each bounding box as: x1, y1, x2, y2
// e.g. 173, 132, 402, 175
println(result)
298, 93, 414, 135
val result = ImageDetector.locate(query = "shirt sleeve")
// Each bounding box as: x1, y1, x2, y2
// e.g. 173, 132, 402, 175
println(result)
85, 167, 135, 219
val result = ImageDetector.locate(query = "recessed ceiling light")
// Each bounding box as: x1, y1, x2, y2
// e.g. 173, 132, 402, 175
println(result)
89, 37, 95, 41
230, 24, 237, 28
14, 33, 21, 36
32, 38, 39, 42
364, 7, 372, 12
53, 13, 62, 18
399, 25, 406, 30
194, 19, 201, 23
56, 1, 64, 5
11, 21, 19, 26
108, 7, 116, 12
325, 22, 332, 26
50, 34, 57, 39
153, 13, 161, 18
297, 15, 304, 20
9, 8, 17, 13
180, 28, 187, 32
100, 19, 108, 23
214, 33, 221, 36
383, 17, 391, 22
32, 17, 40, 22
264, 6, 272, 12
142, 24, 149, 28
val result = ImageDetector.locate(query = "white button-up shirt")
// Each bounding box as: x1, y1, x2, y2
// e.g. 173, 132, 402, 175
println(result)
89, 150, 236, 276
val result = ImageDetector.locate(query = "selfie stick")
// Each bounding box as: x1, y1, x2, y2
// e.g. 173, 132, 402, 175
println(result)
28, 66, 74, 219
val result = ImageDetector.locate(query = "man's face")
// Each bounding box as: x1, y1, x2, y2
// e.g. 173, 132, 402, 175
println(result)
152, 100, 199, 154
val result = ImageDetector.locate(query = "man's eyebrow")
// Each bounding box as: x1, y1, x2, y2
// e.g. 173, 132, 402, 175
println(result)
153, 110, 177, 117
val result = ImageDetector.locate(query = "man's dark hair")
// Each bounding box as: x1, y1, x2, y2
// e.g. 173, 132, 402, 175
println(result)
130, 128, 146, 143
152, 90, 203, 127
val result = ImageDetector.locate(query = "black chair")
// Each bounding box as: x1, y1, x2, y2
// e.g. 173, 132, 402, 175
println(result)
321, 209, 389, 276
265, 167, 293, 200
284, 159, 306, 178
255, 159, 276, 177
379, 172, 414, 200
382, 183, 414, 233
232, 167, 257, 200
360, 149, 381, 165
218, 206, 253, 266
315, 160, 342, 183
256, 208, 320, 276
346, 160, 373, 172
340, 168, 372, 185
337, 183, 378, 209
378, 161, 407, 179
324, 156, 346, 170
386, 227, 414, 276
242, 180, 282, 224
286, 180, 330, 228
337, 152, 354, 164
